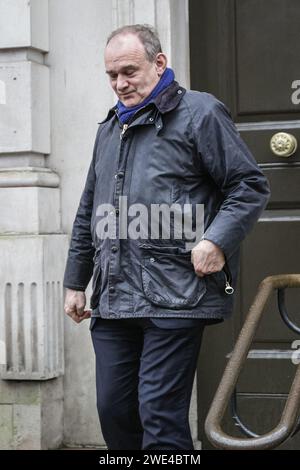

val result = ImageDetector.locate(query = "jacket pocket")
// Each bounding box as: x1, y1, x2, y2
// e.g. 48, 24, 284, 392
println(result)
90, 261, 102, 309
139, 244, 206, 309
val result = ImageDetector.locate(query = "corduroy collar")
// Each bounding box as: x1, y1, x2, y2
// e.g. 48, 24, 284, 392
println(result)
98, 81, 186, 125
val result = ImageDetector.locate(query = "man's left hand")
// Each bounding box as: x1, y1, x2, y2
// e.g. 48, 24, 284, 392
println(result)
191, 239, 225, 277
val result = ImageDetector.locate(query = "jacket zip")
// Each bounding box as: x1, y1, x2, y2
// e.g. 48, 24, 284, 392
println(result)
120, 123, 128, 138
222, 263, 234, 295
118, 104, 154, 139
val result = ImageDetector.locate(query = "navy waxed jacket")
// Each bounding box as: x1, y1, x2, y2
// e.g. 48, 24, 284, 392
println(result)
63, 81, 270, 321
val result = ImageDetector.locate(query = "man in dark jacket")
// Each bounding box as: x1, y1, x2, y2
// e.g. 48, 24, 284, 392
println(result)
63, 24, 270, 450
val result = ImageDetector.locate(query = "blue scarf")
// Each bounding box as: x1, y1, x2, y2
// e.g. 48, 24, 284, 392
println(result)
116, 67, 175, 124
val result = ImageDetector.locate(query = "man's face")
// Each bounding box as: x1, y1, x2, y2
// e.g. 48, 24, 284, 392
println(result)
104, 33, 167, 107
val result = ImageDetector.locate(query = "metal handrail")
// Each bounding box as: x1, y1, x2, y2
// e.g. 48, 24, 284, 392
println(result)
229, 286, 300, 439
278, 288, 300, 335
205, 274, 300, 450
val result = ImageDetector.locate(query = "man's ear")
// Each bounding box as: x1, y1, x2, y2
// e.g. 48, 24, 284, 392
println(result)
155, 53, 168, 77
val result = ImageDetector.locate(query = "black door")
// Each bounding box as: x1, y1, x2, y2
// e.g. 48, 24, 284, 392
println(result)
189, 0, 300, 449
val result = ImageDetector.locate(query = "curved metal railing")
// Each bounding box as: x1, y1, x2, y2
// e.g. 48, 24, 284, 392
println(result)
205, 274, 300, 450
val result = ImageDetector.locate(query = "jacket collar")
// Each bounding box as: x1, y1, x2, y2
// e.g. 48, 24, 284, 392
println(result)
98, 81, 186, 124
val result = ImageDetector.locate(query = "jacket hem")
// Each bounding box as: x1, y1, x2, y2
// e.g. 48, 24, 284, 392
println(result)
91, 308, 230, 320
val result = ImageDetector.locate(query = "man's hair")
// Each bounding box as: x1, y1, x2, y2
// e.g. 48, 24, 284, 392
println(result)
106, 24, 162, 62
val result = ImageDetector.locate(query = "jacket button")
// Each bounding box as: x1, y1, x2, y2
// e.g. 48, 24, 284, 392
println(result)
117, 171, 124, 178
109, 286, 115, 293
111, 245, 118, 253
115, 208, 120, 215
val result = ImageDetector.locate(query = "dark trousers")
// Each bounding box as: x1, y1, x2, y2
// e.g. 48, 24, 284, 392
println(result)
90, 316, 206, 450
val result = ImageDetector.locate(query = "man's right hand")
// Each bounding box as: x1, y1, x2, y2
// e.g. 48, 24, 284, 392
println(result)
64, 288, 91, 323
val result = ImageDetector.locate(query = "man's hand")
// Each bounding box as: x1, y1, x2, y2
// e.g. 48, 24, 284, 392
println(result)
191, 239, 225, 277
64, 288, 91, 323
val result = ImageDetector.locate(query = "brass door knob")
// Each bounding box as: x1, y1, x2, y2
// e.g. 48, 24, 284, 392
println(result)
270, 132, 297, 157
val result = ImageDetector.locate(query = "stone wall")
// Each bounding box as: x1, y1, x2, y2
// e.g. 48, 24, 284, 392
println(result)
0, 0, 197, 449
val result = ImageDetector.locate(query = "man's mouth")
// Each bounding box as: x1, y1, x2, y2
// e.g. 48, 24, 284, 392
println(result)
120, 92, 134, 98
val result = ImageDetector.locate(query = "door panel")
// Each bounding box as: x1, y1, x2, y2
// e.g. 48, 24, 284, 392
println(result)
262, 172, 300, 207
189, 0, 300, 449
236, 0, 300, 115
240, 127, 300, 165
241, 219, 300, 341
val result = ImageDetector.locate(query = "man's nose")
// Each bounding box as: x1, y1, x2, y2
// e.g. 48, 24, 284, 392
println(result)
116, 76, 129, 92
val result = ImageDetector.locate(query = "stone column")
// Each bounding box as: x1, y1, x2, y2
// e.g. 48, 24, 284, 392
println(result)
0, 0, 68, 449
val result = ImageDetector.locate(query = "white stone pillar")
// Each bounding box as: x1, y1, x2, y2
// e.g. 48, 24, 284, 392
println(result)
0, 0, 67, 449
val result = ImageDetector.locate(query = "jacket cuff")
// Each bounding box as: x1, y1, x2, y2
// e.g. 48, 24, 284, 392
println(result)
63, 257, 93, 291
201, 212, 245, 260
